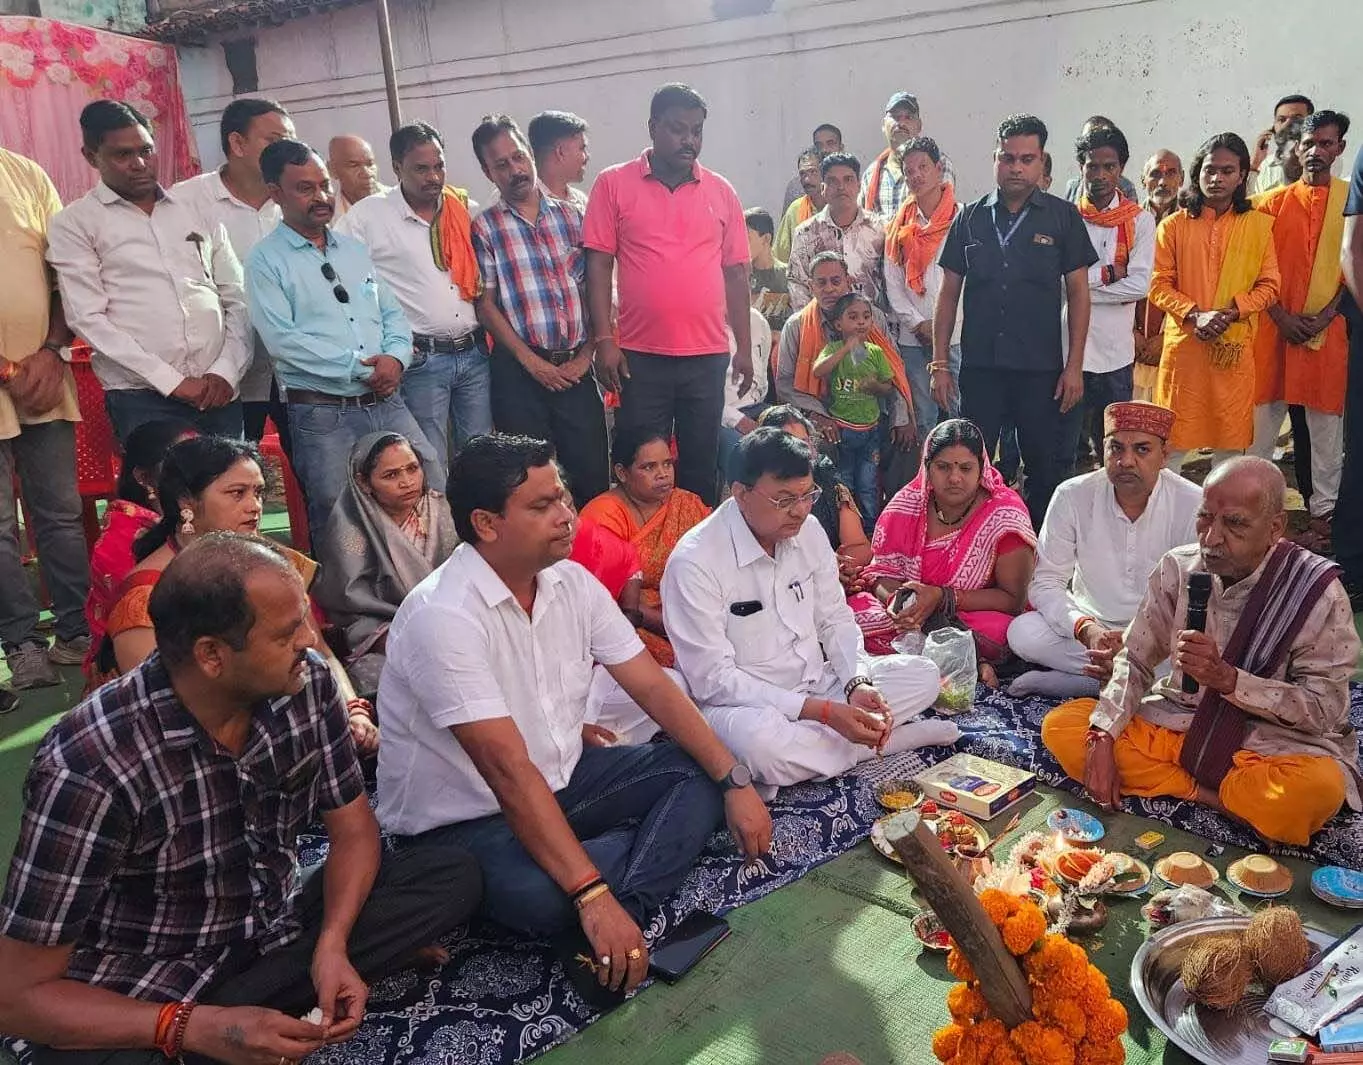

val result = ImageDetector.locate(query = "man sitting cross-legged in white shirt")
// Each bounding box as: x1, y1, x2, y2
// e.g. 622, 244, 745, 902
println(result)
662, 428, 957, 791
1008, 401, 1201, 699
376, 433, 771, 999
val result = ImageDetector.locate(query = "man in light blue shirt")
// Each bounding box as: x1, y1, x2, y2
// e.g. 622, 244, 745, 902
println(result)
245, 139, 435, 540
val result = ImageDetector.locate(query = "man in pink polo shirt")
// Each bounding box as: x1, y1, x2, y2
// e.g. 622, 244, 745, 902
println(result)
584, 83, 754, 504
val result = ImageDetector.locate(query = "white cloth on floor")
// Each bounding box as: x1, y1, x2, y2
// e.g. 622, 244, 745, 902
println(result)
700, 655, 955, 787
585, 664, 689, 747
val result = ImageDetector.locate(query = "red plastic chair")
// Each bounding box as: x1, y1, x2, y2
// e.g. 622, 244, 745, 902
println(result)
257, 419, 309, 553
69, 342, 121, 548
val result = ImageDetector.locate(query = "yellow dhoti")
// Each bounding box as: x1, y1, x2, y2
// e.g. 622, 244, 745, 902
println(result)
1042, 698, 1346, 846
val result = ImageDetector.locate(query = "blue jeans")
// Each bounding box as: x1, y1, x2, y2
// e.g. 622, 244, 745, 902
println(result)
0, 420, 89, 650
104, 389, 243, 444
900, 342, 962, 444
836, 424, 882, 529
400, 347, 493, 489
288, 394, 437, 542
414, 742, 724, 937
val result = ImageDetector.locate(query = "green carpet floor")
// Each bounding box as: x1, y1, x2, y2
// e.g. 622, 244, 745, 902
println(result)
542, 788, 1359, 1065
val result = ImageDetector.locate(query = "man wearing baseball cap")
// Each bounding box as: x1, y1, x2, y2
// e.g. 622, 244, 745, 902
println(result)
861, 92, 955, 219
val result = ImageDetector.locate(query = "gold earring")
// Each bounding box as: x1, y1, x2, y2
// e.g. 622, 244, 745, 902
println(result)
179, 508, 195, 535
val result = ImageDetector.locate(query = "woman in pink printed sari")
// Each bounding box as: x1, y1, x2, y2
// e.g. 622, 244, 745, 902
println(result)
850, 419, 1036, 677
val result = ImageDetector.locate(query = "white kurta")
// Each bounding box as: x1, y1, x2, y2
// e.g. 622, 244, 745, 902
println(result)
662, 500, 951, 786
1008, 468, 1201, 675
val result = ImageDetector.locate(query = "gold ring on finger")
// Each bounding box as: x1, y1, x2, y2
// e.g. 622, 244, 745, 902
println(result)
627, 948, 643, 961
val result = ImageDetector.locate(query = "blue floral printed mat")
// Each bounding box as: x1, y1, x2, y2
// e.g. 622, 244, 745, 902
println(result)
915, 682, 1363, 872
8, 684, 1359, 1065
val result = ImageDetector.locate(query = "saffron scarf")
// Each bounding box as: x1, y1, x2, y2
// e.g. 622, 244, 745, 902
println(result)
1301, 178, 1350, 350
793, 194, 815, 226
885, 185, 957, 295
862, 148, 893, 212
1077, 192, 1144, 271
429, 186, 482, 302
792, 300, 915, 424
1178, 541, 1340, 789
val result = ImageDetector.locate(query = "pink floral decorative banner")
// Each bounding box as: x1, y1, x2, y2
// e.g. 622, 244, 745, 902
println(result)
0, 16, 200, 204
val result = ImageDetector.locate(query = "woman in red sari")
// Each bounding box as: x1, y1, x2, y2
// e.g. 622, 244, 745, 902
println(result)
82, 419, 195, 686
578, 425, 710, 667
850, 419, 1036, 680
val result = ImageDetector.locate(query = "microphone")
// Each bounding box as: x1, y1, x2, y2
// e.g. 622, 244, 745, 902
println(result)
1182, 572, 1213, 694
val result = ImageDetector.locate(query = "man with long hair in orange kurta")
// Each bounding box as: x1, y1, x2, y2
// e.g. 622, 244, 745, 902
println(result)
1149, 133, 1280, 469
1249, 110, 1351, 550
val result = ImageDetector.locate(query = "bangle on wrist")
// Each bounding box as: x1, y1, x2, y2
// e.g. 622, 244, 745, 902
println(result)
568, 872, 602, 897
574, 882, 611, 910
155, 1000, 196, 1059
1073, 616, 1097, 642
843, 675, 873, 699
819, 699, 833, 727
0, 361, 17, 386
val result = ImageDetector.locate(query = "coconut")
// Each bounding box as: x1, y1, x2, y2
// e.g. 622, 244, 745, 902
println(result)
1181, 933, 1253, 1010
1246, 907, 1313, 986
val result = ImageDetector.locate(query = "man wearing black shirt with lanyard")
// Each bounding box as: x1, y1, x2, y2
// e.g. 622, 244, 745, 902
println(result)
932, 113, 1097, 528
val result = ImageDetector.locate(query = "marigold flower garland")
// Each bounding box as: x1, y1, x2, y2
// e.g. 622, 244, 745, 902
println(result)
932, 889, 1128, 1065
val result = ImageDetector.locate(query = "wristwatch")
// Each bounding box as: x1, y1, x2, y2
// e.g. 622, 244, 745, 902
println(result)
718, 764, 754, 792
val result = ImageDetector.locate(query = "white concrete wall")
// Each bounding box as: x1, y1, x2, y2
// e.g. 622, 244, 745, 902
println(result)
177, 0, 1362, 211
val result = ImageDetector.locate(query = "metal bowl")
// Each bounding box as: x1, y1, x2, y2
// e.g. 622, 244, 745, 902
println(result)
1130, 916, 1332, 1065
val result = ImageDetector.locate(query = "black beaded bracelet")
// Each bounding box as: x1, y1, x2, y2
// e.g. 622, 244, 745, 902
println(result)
844, 675, 874, 699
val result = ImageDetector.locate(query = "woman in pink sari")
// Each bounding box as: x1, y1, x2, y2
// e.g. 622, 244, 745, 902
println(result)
850, 419, 1036, 678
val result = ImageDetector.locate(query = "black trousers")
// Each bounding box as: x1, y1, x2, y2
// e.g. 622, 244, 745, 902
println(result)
618, 351, 729, 506
241, 379, 293, 461
1335, 295, 1363, 587
33, 843, 482, 1065
960, 366, 1074, 530
490, 345, 610, 507
1077, 364, 1135, 459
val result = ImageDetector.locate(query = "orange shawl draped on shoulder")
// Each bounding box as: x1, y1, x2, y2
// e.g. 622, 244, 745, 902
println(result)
862, 149, 892, 212
579, 488, 710, 667
430, 186, 482, 302
1078, 192, 1143, 270
885, 184, 956, 295
792, 300, 915, 423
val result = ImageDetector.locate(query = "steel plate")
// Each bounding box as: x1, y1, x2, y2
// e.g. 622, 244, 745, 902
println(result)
1130, 916, 1332, 1065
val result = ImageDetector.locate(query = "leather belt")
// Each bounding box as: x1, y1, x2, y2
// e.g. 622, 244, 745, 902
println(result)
286, 389, 386, 408
413, 332, 477, 354
532, 344, 584, 367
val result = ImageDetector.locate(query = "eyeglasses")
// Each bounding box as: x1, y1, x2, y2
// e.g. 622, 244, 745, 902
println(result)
320, 261, 350, 304
756, 487, 823, 512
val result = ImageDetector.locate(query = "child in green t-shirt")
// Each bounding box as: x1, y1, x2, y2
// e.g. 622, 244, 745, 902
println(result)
812, 292, 893, 523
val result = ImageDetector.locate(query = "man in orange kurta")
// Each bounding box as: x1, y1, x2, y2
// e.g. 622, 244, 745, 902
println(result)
1150, 134, 1280, 467
1249, 111, 1350, 536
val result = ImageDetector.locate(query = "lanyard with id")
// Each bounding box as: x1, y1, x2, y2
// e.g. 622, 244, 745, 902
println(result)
994, 205, 1031, 250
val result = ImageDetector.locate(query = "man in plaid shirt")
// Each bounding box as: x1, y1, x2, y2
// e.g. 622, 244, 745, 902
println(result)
0, 533, 480, 1064
472, 114, 609, 506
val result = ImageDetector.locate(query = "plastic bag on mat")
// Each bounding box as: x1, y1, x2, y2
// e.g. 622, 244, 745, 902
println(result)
922, 626, 976, 714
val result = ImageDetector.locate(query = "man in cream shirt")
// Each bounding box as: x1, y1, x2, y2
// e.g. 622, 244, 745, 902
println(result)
1008, 401, 1201, 698
47, 100, 250, 442
663, 428, 954, 791
174, 98, 294, 443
